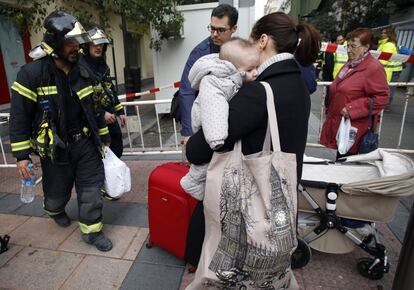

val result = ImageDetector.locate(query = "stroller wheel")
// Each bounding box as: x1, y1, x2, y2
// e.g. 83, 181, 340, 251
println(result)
357, 257, 389, 280
291, 237, 311, 269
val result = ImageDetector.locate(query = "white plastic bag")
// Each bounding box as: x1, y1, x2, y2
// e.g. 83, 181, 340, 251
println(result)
102, 146, 131, 198
336, 117, 358, 155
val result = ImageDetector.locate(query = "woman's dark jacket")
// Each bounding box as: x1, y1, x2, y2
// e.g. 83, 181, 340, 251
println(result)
186, 58, 311, 181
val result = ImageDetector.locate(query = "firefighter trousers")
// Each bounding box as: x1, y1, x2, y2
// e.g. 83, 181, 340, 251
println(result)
41, 137, 105, 233
108, 120, 123, 158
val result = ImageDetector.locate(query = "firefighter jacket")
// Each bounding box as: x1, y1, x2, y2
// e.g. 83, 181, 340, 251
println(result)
378, 38, 403, 82
333, 41, 348, 78
79, 54, 125, 116
9, 56, 111, 162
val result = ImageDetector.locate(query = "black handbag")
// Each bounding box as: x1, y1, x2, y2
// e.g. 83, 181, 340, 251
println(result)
359, 97, 379, 154
170, 90, 181, 121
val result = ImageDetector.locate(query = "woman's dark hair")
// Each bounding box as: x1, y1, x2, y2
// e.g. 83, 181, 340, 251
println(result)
382, 27, 397, 44
211, 4, 238, 28
347, 28, 374, 49
250, 12, 321, 66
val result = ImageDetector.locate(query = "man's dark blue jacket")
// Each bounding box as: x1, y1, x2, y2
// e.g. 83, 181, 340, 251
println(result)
178, 37, 219, 136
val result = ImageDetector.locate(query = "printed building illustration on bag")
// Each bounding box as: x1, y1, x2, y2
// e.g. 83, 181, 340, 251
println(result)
208, 166, 295, 284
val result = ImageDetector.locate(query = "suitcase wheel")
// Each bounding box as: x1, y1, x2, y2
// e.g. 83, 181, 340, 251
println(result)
146, 240, 154, 249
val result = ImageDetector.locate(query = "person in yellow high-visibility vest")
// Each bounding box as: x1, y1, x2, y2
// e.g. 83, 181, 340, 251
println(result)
333, 34, 348, 78
378, 27, 403, 105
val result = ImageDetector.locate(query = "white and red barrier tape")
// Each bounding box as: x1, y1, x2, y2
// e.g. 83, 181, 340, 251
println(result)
118, 43, 414, 100
321, 42, 414, 64
118, 81, 180, 100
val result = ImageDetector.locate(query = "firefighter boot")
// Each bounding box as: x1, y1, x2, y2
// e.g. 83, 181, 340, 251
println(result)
51, 212, 71, 227
82, 231, 113, 252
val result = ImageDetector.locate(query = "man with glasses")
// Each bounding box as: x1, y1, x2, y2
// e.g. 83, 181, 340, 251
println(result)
178, 4, 238, 143
178, 4, 237, 269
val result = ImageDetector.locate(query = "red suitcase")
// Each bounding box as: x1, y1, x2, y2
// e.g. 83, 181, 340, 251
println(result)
147, 162, 198, 259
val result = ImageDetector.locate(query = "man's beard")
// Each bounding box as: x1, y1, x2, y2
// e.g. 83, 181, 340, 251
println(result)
61, 51, 79, 63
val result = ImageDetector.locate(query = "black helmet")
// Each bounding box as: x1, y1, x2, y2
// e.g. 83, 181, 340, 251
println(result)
82, 27, 111, 57
43, 11, 90, 57
87, 27, 110, 45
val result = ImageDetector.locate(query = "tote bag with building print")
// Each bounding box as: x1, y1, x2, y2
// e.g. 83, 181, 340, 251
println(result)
186, 82, 299, 290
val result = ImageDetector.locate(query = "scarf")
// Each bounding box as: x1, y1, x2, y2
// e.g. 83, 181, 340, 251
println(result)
338, 52, 368, 80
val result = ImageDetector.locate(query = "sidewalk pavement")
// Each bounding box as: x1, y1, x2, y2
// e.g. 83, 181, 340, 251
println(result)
0, 156, 408, 290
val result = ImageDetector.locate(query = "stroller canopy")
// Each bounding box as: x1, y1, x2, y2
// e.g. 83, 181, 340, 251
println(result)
302, 149, 414, 197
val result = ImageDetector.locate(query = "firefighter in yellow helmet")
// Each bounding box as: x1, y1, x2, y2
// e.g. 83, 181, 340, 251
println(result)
9, 11, 113, 251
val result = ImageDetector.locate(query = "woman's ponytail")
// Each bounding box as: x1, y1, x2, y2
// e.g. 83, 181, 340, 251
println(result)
295, 23, 321, 67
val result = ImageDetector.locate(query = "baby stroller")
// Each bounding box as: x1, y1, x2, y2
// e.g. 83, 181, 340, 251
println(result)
292, 149, 414, 280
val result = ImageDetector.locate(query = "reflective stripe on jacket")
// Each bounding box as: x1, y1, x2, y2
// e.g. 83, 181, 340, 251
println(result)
9, 56, 110, 161
378, 38, 403, 82
79, 54, 125, 116
333, 41, 348, 78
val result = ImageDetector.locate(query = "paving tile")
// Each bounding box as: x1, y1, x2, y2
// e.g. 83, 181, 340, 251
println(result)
299, 248, 394, 290
14, 196, 47, 217
121, 160, 165, 204
59, 224, 138, 259
388, 201, 410, 243
377, 223, 402, 260
102, 201, 148, 227
60, 255, 132, 290
0, 244, 24, 268
120, 261, 184, 290
64, 199, 149, 228
400, 196, 413, 211
0, 175, 21, 194
123, 227, 149, 260
137, 236, 185, 267
10, 216, 77, 250
0, 192, 7, 199
304, 147, 337, 161
179, 264, 196, 290
0, 194, 23, 213
0, 213, 30, 235
0, 247, 83, 290
294, 270, 305, 290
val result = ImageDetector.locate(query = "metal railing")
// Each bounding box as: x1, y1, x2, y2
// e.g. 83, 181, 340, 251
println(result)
1, 81, 414, 167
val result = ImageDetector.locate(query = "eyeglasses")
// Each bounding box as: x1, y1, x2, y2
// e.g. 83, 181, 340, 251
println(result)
347, 43, 362, 49
207, 24, 230, 34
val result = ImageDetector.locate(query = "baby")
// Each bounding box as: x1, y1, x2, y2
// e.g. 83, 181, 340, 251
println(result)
180, 37, 260, 200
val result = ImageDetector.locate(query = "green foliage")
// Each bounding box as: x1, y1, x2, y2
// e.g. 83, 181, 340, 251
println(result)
113, 0, 184, 51
0, 0, 54, 31
0, 0, 184, 51
308, 0, 390, 38
180, 0, 217, 4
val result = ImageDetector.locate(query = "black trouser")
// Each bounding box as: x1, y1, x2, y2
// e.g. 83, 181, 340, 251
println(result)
41, 137, 105, 231
185, 201, 205, 267
108, 121, 123, 158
